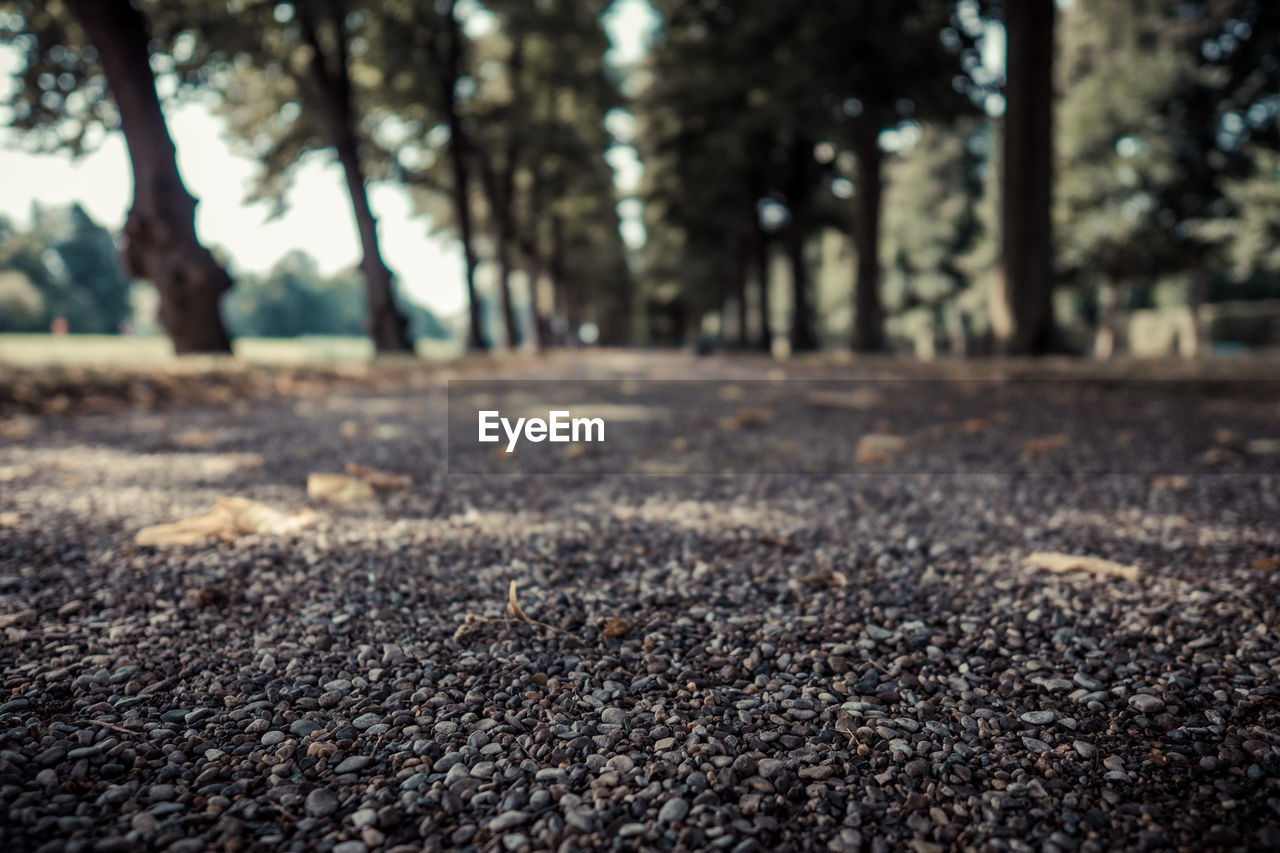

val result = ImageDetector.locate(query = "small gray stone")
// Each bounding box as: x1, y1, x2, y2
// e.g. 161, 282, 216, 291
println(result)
352, 713, 382, 730
1129, 694, 1165, 714
305, 788, 339, 817
658, 797, 689, 824
334, 756, 370, 774
490, 810, 529, 832
1019, 710, 1056, 725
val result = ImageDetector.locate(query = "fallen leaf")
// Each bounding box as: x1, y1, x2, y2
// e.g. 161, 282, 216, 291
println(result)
200, 453, 265, 476
1023, 434, 1071, 455
1246, 438, 1280, 456
174, 429, 215, 448
507, 580, 530, 622
135, 497, 316, 547
1152, 475, 1189, 491
307, 473, 376, 503
1251, 557, 1280, 571
735, 407, 774, 428
339, 420, 360, 438
0, 512, 20, 527
345, 463, 411, 489
856, 434, 907, 464
602, 617, 630, 638
808, 388, 885, 410
801, 570, 848, 588
669, 437, 689, 452
1026, 551, 1139, 582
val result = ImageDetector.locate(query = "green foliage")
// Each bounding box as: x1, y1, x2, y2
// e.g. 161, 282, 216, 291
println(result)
221, 250, 363, 338
0, 204, 131, 333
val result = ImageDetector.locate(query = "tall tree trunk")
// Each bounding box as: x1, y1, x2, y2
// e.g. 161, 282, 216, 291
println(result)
68, 0, 231, 354
787, 220, 817, 352
442, 0, 487, 351
298, 5, 409, 353
787, 135, 818, 353
996, 0, 1056, 355
734, 235, 750, 346
493, 36, 525, 349
755, 225, 772, 352
852, 131, 885, 352
550, 213, 571, 343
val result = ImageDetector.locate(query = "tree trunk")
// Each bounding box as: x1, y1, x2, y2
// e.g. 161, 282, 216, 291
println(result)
297, 5, 409, 353
68, 0, 231, 354
442, 0, 487, 351
494, 36, 525, 349
787, 135, 818, 353
852, 131, 885, 352
755, 226, 772, 352
734, 235, 750, 346
995, 0, 1056, 355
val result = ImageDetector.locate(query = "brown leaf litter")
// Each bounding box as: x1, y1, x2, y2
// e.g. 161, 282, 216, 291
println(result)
135, 497, 316, 546
1026, 551, 1140, 582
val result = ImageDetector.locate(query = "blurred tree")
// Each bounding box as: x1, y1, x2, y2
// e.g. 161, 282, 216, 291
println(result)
222, 249, 357, 337
172, 0, 411, 352
0, 204, 134, 333
52, 203, 133, 333
993, 0, 1057, 355
812, 1, 974, 352
881, 122, 985, 351
0, 0, 233, 351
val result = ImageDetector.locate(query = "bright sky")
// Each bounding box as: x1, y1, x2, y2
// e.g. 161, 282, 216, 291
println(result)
0, 0, 659, 317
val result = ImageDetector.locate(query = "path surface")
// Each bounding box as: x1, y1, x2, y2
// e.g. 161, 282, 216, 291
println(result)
1, 353, 1279, 852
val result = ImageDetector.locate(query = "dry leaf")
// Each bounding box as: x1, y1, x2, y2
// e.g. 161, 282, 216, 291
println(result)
1152, 475, 1189, 491
856, 434, 907, 464
307, 473, 376, 503
1246, 438, 1280, 456
508, 580, 530, 621
1026, 551, 1139, 582
669, 437, 689, 452
736, 408, 774, 428
1023, 434, 1071, 455
602, 617, 630, 638
339, 420, 360, 438
175, 429, 215, 448
760, 535, 799, 552
1251, 557, 1280, 571
200, 453, 265, 476
345, 463, 411, 489
808, 389, 885, 410
0, 512, 20, 527
802, 570, 848, 587
135, 497, 315, 547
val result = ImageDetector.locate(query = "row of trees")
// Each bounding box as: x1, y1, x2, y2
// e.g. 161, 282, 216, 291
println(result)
1, 0, 630, 353
635, 0, 1280, 355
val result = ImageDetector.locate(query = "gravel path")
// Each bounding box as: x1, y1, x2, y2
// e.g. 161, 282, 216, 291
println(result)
2, 353, 1279, 852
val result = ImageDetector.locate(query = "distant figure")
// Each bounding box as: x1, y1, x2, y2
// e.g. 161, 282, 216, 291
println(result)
51, 316, 69, 335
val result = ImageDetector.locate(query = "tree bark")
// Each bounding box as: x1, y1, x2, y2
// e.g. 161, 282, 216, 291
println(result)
787, 135, 818, 353
852, 131, 885, 352
493, 36, 525, 349
442, 0, 487, 351
995, 0, 1056, 355
734, 235, 749, 346
754, 224, 772, 352
68, 0, 231, 353
297, 3, 409, 353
